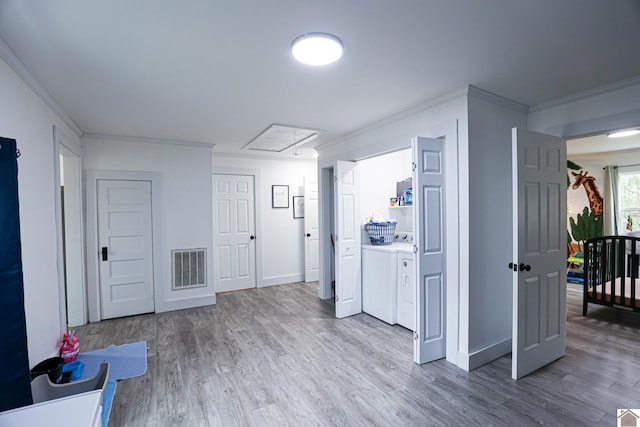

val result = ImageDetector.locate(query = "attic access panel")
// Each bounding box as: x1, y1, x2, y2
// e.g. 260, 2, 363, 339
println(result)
243, 124, 318, 153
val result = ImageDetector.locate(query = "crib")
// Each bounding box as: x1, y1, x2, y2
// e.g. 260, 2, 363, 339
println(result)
583, 235, 640, 315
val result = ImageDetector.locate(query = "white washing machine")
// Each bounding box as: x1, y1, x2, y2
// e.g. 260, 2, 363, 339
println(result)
362, 244, 398, 324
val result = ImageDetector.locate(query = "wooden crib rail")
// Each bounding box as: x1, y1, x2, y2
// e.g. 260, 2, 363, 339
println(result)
583, 235, 640, 315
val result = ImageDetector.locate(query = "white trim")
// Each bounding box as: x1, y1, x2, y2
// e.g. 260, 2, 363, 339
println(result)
54, 125, 87, 328
318, 166, 335, 300
529, 75, 640, 113
85, 170, 163, 321
213, 150, 317, 163
467, 85, 529, 113
459, 338, 512, 372
52, 127, 66, 336
212, 167, 264, 288
160, 293, 216, 313
316, 86, 470, 153
0, 38, 83, 137
260, 273, 305, 288
542, 108, 640, 139
82, 133, 215, 149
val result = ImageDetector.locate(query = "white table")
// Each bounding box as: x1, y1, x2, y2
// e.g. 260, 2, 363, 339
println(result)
0, 389, 102, 427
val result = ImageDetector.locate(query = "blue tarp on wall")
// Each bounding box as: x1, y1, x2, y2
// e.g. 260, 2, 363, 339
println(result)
0, 137, 32, 411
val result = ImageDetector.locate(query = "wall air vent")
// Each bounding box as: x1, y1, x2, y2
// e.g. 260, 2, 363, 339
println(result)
172, 249, 206, 290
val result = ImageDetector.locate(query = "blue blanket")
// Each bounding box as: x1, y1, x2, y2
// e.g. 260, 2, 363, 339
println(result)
76, 341, 147, 382
75, 341, 147, 427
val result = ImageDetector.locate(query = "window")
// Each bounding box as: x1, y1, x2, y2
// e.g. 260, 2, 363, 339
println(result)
618, 166, 640, 232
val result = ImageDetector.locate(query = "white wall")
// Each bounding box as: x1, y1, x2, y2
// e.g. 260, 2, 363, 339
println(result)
0, 56, 82, 365
359, 149, 412, 230
212, 154, 317, 287
82, 137, 216, 313
465, 91, 527, 368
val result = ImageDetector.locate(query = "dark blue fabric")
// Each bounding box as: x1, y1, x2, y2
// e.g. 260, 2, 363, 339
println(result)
0, 137, 32, 411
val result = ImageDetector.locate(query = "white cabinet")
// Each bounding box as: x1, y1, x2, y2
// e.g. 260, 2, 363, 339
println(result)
397, 253, 415, 330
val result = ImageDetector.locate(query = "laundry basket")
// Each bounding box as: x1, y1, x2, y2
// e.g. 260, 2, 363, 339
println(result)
365, 221, 397, 245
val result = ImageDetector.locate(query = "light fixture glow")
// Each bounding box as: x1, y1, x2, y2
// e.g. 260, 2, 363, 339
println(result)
291, 33, 343, 66
608, 129, 640, 138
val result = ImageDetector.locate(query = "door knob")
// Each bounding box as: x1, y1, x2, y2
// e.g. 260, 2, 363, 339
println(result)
519, 263, 531, 272
101, 247, 108, 261
508, 262, 517, 271
250, 235, 255, 240
306, 233, 311, 237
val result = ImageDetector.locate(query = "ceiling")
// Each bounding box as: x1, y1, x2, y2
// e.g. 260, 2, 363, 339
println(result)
1, 1, 639, 159
568, 133, 640, 156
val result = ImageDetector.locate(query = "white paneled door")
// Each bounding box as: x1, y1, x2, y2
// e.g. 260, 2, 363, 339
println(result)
412, 136, 446, 364
334, 161, 361, 318
511, 128, 567, 379
213, 174, 256, 292
304, 177, 319, 282
97, 180, 154, 320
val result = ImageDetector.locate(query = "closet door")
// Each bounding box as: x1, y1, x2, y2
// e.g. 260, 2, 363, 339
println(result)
0, 137, 32, 411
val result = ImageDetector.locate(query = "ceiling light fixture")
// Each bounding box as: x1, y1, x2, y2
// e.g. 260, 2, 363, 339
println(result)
608, 129, 640, 138
291, 33, 343, 66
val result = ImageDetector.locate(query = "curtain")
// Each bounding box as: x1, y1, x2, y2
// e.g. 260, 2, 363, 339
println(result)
602, 165, 619, 236
0, 137, 32, 411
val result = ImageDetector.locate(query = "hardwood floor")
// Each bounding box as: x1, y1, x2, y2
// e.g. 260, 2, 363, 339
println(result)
75, 282, 640, 426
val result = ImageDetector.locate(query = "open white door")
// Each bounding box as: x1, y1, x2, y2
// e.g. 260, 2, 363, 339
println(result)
304, 177, 320, 282
512, 128, 567, 379
412, 137, 446, 364
334, 161, 361, 318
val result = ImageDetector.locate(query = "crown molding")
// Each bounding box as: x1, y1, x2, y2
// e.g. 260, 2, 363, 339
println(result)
212, 149, 316, 163
0, 36, 83, 137
82, 133, 216, 149
467, 85, 529, 113
316, 86, 470, 153
529, 75, 640, 113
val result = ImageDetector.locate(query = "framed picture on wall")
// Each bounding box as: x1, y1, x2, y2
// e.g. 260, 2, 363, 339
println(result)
272, 185, 289, 208
293, 196, 304, 218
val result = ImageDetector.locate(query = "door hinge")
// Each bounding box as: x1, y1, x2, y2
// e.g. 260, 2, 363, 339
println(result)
413, 332, 418, 341
412, 162, 417, 171
335, 295, 339, 302
333, 175, 338, 183
413, 245, 418, 254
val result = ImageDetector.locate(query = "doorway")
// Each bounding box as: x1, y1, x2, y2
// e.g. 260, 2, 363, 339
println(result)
212, 174, 257, 292
304, 176, 320, 282
96, 179, 155, 319
319, 134, 451, 365
85, 170, 161, 322
54, 126, 86, 329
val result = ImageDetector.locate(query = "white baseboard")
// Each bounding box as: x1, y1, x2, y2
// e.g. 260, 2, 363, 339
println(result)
156, 294, 216, 313
457, 337, 512, 371
259, 273, 304, 288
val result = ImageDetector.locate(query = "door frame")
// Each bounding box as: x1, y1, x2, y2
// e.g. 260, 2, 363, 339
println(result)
303, 175, 320, 282
85, 170, 162, 322
318, 166, 335, 299
53, 125, 85, 331
317, 121, 459, 364
212, 167, 264, 288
